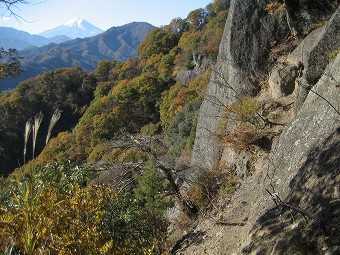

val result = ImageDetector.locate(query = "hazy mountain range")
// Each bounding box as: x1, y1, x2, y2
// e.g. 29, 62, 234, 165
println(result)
0, 27, 71, 50
0, 20, 155, 90
0, 18, 104, 50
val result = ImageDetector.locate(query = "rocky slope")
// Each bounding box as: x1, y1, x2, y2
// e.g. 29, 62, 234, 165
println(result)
175, 0, 340, 254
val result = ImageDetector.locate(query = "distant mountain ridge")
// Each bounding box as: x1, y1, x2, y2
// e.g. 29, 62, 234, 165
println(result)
0, 22, 155, 90
0, 27, 71, 50
0, 18, 103, 50
39, 18, 104, 39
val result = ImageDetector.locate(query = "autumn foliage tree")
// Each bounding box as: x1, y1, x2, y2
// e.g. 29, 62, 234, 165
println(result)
0, 67, 96, 176
0, 48, 22, 79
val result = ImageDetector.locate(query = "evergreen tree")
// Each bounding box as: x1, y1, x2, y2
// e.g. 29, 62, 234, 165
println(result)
133, 156, 168, 217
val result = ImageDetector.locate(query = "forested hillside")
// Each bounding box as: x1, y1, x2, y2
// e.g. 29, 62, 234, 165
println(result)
0, 1, 227, 176
0, 0, 229, 253
0, 67, 97, 175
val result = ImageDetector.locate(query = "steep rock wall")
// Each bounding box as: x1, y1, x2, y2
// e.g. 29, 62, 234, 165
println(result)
175, 36, 340, 255
183, 1, 340, 253
191, 0, 289, 170
244, 47, 340, 255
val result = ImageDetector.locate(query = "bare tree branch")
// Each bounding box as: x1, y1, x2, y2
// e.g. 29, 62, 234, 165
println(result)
0, 0, 44, 22
102, 132, 199, 216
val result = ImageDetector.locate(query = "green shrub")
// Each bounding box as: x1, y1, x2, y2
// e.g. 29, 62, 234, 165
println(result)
140, 122, 161, 136
329, 48, 340, 59
101, 157, 170, 253
0, 169, 117, 255
219, 96, 266, 151
224, 96, 262, 128
94, 81, 114, 98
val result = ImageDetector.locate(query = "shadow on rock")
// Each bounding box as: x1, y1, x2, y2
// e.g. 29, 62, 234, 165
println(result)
243, 128, 340, 255
171, 230, 206, 254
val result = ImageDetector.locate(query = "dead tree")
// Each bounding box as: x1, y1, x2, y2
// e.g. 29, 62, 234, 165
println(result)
102, 132, 199, 217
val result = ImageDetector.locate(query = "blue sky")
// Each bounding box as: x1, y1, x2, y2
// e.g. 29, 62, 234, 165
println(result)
0, 0, 213, 34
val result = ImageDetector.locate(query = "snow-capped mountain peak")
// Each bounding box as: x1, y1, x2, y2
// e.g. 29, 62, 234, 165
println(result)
64, 18, 85, 28
39, 18, 103, 39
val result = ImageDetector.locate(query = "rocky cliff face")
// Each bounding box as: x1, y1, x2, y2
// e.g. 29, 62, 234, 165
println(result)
183, 0, 340, 254
191, 0, 289, 170
243, 46, 340, 255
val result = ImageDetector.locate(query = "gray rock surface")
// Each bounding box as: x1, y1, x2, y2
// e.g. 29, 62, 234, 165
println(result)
268, 63, 299, 98
191, 0, 289, 170
243, 46, 340, 255
294, 7, 340, 111
266, 53, 340, 206
177, 38, 340, 255
220, 147, 253, 178
286, 27, 322, 64
285, 0, 338, 37
176, 55, 210, 86
178, 2, 340, 254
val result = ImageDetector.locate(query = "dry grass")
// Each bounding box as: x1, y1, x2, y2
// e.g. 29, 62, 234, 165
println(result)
23, 118, 33, 164
221, 124, 265, 151
46, 108, 62, 145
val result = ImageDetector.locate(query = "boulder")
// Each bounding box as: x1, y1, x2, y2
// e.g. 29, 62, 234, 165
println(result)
268, 63, 299, 98
176, 70, 199, 87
